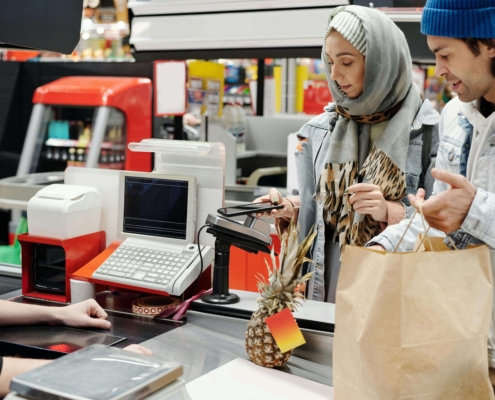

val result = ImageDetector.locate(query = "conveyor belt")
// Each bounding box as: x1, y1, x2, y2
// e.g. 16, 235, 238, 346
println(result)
0, 276, 21, 295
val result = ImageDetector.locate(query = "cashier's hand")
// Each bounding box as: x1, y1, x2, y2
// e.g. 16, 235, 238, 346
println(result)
55, 299, 111, 330
123, 344, 153, 356
253, 189, 299, 219
347, 183, 388, 222
408, 169, 476, 233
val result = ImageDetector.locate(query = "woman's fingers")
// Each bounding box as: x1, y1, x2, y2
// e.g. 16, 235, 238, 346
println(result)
347, 183, 380, 193
253, 188, 284, 218
253, 194, 273, 217
253, 194, 272, 204
348, 190, 382, 204
269, 188, 282, 204
352, 197, 388, 222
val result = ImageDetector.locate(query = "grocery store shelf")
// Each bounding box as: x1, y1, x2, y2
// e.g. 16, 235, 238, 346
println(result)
383, 9, 422, 23
45, 138, 125, 150
128, 0, 347, 16
0, 172, 64, 210
129, 5, 427, 60
131, 8, 331, 52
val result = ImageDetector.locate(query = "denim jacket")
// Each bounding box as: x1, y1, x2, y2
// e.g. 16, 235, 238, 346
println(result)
368, 96, 495, 367
292, 99, 439, 301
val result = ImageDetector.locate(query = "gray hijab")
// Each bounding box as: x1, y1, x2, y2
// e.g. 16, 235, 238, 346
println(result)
317, 5, 423, 252
323, 5, 413, 118
319, 4, 422, 171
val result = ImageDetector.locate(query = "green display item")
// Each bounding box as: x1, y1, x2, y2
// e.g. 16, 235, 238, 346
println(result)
0, 217, 28, 265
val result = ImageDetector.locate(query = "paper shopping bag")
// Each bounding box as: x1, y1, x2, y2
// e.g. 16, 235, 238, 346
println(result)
333, 242, 494, 400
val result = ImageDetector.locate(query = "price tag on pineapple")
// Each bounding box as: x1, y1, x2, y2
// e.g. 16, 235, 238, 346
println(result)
264, 308, 306, 353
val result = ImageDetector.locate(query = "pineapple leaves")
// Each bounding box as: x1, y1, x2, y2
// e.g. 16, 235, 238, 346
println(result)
256, 219, 316, 313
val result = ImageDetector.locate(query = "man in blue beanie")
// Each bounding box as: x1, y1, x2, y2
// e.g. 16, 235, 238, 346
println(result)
368, 0, 495, 368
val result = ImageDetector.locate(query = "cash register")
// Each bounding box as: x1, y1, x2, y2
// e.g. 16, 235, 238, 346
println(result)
91, 171, 214, 296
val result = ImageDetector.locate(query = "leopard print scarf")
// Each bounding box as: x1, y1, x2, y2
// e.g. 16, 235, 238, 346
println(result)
335, 99, 404, 125
317, 147, 406, 256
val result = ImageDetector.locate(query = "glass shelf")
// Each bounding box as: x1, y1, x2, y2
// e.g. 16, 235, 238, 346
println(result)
45, 139, 125, 151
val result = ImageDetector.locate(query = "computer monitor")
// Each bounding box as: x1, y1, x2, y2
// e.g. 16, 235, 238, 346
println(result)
117, 171, 196, 245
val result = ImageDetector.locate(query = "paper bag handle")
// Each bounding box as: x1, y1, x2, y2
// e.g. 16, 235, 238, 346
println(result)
393, 202, 459, 252
393, 202, 433, 253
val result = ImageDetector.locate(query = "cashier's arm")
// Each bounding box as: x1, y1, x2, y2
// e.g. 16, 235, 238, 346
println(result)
0, 345, 152, 397
0, 299, 111, 329
0, 358, 51, 397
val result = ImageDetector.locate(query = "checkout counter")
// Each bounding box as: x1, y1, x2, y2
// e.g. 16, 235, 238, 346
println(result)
0, 140, 332, 399
0, 281, 333, 398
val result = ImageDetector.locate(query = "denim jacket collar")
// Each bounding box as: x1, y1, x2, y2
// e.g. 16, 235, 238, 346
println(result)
411, 99, 439, 130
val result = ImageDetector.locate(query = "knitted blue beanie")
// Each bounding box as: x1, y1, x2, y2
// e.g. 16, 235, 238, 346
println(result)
421, 0, 495, 39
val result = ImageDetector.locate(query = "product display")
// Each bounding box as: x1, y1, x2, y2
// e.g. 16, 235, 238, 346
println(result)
132, 296, 181, 315
245, 220, 316, 368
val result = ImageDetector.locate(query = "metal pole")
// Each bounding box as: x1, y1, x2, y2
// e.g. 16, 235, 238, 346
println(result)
287, 58, 297, 114
16, 104, 47, 176
173, 115, 184, 140
256, 58, 265, 116
86, 106, 110, 168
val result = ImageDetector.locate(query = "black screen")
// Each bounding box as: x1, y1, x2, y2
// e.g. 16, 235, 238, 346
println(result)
32, 244, 66, 293
123, 176, 189, 240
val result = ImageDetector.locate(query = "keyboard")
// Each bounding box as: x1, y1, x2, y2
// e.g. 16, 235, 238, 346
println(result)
92, 238, 214, 296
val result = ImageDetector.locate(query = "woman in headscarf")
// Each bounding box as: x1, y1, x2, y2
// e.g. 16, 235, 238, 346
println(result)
255, 5, 439, 303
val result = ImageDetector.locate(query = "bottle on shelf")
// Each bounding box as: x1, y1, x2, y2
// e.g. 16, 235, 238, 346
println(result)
76, 148, 86, 164
67, 148, 77, 167
78, 123, 92, 148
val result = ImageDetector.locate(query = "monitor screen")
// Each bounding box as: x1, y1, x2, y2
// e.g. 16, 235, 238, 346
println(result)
123, 176, 189, 240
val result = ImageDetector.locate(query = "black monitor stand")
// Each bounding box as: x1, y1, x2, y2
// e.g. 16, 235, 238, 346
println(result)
201, 238, 239, 305
201, 214, 272, 305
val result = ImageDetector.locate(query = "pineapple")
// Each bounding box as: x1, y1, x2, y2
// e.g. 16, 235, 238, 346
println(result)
245, 220, 316, 368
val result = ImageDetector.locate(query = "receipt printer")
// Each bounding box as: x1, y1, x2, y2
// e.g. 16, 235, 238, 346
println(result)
27, 184, 102, 240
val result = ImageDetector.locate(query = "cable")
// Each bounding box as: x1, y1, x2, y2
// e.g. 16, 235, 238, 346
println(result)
190, 224, 209, 297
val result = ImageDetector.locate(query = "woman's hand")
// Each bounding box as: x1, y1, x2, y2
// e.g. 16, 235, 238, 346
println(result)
253, 188, 299, 219
347, 183, 388, 222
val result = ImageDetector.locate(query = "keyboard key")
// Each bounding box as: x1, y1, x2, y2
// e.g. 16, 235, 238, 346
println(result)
147, 273, 159, 278
143, 262, 154, 267
144, 277, 156, 282
108, 270, 126, 277
131, 271, 147, 280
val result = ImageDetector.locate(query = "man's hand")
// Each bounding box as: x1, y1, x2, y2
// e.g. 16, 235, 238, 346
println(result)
408, 168, 476, 233
253, 188, 298, 219
347, 183, 388, 222
54, 299, 111, 329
